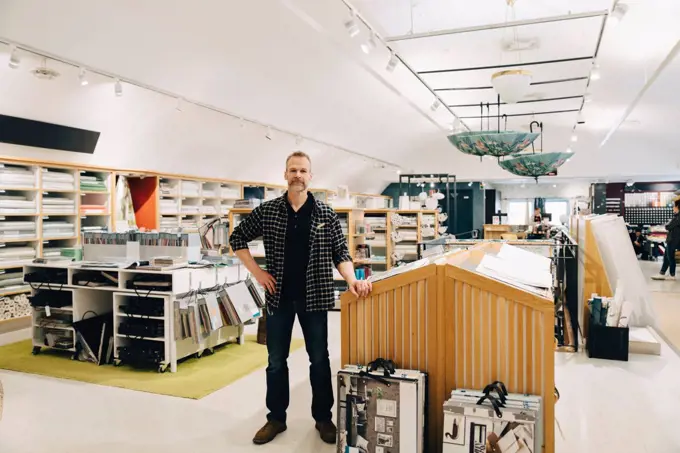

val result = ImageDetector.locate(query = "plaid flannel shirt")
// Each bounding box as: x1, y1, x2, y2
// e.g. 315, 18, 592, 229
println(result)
228, 193, 352, 312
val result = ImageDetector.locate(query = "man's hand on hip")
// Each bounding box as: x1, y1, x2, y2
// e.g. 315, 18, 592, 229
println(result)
254, 269, 277, 295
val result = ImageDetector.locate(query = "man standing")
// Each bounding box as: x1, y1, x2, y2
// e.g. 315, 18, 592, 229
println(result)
229, 151, 372, 445
653, 200, 680, 281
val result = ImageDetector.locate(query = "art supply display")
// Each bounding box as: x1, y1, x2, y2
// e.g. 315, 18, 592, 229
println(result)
337, 362, 426, 453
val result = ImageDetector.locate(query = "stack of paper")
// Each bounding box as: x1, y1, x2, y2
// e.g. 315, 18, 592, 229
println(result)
202, 188, 216, 198
42, 170, 75, 191
0, 246, 36, 267
0, 166, 35, 188
80, 175, 107, 192
159, 199, 178, 214
181, 204, 201, 214
80, 204, 107, 215
181, 181, 200, 197
0, 269, 27, 292
42, 196, 76, 214
42, 221, 76, 239
0, 221, 36, 240
220, 187, 240, 199
0, 195, 36, 214
159, 181, 178, 197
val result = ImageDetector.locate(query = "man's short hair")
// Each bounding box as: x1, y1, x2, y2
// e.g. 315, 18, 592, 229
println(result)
286, 151, 312, 170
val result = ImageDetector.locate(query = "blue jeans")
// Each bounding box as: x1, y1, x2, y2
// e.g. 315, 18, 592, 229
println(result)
265, 301, 333, 424
661, 243, 677, 277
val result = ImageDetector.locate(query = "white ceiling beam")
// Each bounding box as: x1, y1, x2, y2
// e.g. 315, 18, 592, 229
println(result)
385, 10, 609, 42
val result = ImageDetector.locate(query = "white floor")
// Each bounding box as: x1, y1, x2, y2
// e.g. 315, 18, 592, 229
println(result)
1, 274, 680, 452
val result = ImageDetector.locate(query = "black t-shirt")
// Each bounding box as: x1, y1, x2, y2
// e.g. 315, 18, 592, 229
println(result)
280, 195, 314, 305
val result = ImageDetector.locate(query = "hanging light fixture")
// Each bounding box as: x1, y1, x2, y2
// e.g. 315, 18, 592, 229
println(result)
491, 70, 532, 104
497, 122, 574, 182
490, 0, 532, 104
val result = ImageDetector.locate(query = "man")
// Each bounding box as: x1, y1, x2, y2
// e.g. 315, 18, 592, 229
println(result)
653, 200, 680, 281
229, 151, 372, 445
630, 228, 647, 259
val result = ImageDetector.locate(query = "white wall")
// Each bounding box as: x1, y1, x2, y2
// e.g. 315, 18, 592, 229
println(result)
0, 57, 391, 195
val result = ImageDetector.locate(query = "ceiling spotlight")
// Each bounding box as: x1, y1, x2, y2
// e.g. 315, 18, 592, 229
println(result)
609, 3, 629, 27
626, 179, 634, 187
114, 79, 123, 97
566, 147, 573, 153
78, 67, 89, 86
590, 63, 601, 81
468, 181, 473, 187
360, 33, 377, 54
396, 169, 402, 175
344, 10, 360, 38
571, 133, 578, 142
265, 126, 272, 141
386, 52, 398, 72
8, 44, 20, 69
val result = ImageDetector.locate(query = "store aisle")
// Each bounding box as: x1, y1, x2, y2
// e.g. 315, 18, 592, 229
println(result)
3, 307, 680, 452
0, 316, 340, 453
641, 259, 680, 353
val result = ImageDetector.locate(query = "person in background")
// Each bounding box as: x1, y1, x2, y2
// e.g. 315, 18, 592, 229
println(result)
653, 200, 680, 281
229, 151, 372, 446
631, 228, 647, 259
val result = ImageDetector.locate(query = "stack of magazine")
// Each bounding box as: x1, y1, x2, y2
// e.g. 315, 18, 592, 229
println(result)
174, 277, 265, 343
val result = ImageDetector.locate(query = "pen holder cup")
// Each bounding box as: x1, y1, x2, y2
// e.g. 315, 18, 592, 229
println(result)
587, 324, 629, 361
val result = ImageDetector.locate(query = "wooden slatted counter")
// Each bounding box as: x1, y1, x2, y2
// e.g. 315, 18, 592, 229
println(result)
341, 243, 555, 453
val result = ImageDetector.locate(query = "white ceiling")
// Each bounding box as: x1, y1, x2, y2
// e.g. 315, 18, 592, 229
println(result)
0, 0, 679, 189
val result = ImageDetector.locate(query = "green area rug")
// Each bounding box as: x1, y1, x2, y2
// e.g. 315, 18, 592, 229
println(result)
0, 335, 304, 399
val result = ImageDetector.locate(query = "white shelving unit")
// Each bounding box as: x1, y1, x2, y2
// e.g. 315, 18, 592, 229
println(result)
24, 262, 245, 373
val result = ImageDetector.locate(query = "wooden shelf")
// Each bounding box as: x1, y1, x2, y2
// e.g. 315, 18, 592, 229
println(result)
0, 287, 31, 297
0, 237, 39, 243
0, 187, 37, 191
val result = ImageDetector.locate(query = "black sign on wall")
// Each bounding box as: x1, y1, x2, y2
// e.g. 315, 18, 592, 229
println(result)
0, 114, 100, 154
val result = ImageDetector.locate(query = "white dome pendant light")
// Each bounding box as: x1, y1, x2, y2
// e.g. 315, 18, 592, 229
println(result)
491, 0, 532, 104
491, 70, 532, 104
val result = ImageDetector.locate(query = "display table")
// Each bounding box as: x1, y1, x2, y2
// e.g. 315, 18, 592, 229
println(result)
23, 262, 245, 373
341, 243, 556, 453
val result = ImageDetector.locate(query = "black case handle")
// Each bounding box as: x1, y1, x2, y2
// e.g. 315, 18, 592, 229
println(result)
483, 381, 508, 404
476, 394, 503, 418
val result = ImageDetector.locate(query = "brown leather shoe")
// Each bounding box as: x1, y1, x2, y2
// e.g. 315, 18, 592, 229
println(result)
315, 420, 337, 444
253, 420, 287, 445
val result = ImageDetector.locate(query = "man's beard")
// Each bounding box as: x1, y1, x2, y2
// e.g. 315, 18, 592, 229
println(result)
289, 180, 306, 191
